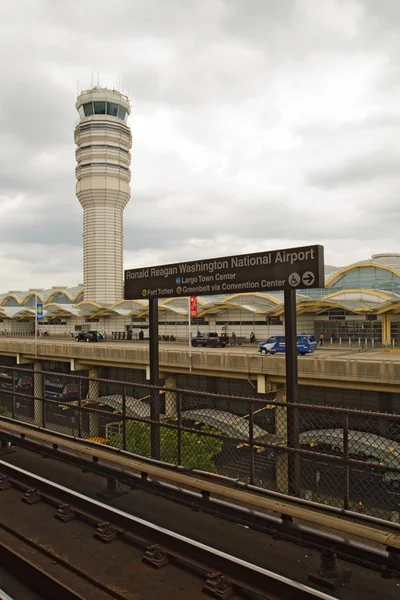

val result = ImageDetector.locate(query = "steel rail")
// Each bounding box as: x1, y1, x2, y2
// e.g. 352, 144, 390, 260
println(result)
0, 460, 335, 600
0, 521, 127, 600
1, 418, 400, 551
2, 428, 399, 578
0, 542, 86, 600
0, 586, 16, 600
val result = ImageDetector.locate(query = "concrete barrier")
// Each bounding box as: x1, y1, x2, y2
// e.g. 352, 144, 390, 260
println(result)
0, 339, 399, 392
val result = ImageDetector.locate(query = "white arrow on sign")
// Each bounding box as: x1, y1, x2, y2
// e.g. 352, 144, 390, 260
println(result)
302, 271, 315, 286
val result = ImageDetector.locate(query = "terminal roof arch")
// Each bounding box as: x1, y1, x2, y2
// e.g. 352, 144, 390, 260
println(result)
74, 300, 103, 310
46, 290, 75, 304
326, 262, 400, 289
112, 299, 147, 309
161, 297, 206, 307
322, 289, 395, 302
221, 292, 282, 305
44, 303, 80, 316
1, 295, 23, 307
197, 303, 268, 317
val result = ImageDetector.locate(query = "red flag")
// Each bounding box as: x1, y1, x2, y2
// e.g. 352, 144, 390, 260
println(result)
190, 296, 198, 318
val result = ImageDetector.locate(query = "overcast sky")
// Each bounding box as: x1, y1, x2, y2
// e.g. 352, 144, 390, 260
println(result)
0, 0, 399, 292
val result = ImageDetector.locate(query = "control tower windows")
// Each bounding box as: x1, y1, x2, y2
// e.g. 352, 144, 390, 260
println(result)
117, 105, 127, 121
94, 101, 106, 114
107, 102, 118, 117
78, 102, 128, 122
83, 102, 94, 117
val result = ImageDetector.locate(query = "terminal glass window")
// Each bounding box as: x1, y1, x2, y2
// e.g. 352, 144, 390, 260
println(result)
23, 296, 37, 308
107, 102, 118, 117
3, 297, 19, 307
117, 105, 127, 121
83, 102, 93, 116
50, 293, 71, 304
78, 106, 85, 119
330, 266, 400, 293
93, 101, 106, 114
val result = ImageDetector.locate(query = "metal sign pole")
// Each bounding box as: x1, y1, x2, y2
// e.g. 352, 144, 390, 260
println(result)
149, 298, 160, 459
284, 289, 300, 496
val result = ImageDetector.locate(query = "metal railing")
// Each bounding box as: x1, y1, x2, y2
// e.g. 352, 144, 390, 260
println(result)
0, 365, 399, 521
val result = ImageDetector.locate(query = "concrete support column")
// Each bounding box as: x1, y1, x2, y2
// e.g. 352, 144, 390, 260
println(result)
33, 362, 44, 427
274, 387, 289, 494
208, 318, 216, 333
378, 392, 392, 438
206, 376, 217, 394
382, 314, 391, 346
87, 367, 100, 438
164, 375, 177, 416
386, 315, 392, 346
257, 375, 266, 394
88, 367, 99, 401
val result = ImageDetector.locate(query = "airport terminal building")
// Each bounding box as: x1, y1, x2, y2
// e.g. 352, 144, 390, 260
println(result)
1, 252, 399, 345
1, 87, 399, 346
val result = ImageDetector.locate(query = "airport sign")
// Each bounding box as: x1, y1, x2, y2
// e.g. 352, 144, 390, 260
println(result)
124, 245, 324, 300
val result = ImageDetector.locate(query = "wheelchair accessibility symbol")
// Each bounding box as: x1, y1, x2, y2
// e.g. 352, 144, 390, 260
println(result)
289, 273, 301, 287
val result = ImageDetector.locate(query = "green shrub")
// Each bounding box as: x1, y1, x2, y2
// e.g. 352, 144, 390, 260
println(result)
108, 421, 223, 473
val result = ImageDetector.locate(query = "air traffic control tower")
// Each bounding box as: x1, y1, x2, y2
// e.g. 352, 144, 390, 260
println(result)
75, 88, 132, 305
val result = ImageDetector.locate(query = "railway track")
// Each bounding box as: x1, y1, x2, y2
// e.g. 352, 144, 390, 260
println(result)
0, 461, 335, 600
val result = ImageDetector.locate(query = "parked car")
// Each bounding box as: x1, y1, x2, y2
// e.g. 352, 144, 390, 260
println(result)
45, 380, 79, 401
382, 471, 400, 490
75, 331, 103, 342
191, 333, 227, 348
258, 334, 317, 356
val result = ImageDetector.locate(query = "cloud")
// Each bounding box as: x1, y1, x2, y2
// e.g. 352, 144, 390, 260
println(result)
0, 0, 399, 293
308, 153, 400, 189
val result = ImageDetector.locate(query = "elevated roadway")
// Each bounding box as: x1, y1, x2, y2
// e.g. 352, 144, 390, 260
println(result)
0, 337, 399, 393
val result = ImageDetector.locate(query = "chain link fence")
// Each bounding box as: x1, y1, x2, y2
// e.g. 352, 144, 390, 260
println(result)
1, 365, 400, 521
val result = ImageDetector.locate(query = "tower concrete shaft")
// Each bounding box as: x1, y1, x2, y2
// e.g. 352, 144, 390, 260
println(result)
75, 88, 132, 305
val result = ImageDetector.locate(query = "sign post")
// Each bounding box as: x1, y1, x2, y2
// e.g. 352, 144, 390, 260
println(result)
149, 298, 160, 460
284, 289, 300, 495
189, 296, 198, 372
125, 245, 324, 479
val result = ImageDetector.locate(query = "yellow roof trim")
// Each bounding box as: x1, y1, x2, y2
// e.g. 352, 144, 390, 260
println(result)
90, 308, 118, 318
44, 302, 75, 311
374, 301, 400, 315
21, 292, 45, 303
1, 293, 27, 306
197, 303, 256, 317
161, 297, 205, 307
271, 298, 375, 317
112, 298, 147, 308
222, 292, 281, 305
323, 288, 393, 301
46, 289, 74, 302
74, 300, 103, 309
326, 262, 400, 287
